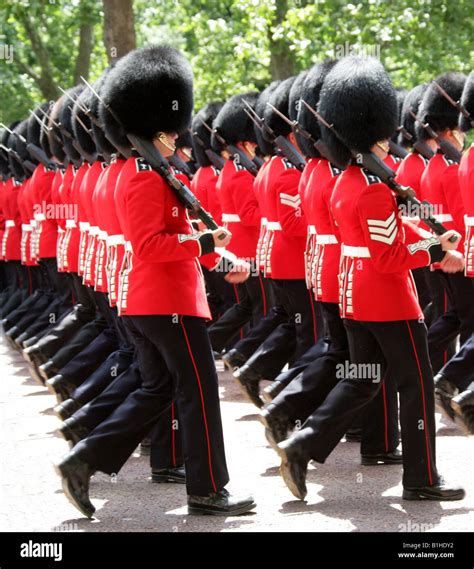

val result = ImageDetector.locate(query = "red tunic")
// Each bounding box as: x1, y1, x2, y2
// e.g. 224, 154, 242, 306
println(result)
253, 159, 272, 272
459, 144, 474, 277
396, 152, 428, 198
331, 165, 443, 321
298, 157, 320, 288
420, 152, 465, 255
216, 159, 260, 260
64, 163, 89, 273
79, 161, 107, 285
2, 178, 22, 261
305, 159, 342, 303
29, 164, 57, 259
261, 155, 306, 279
0, 180, 5, 260
384, 153, 403, 172
191, 165, 222, 224
114, 156, 211, 318
57, 165, 77, 271
18, 180, 36, 266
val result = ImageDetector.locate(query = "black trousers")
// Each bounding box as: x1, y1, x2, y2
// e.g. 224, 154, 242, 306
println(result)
242, 279, 324, 379
74, 315, 229, 496
292, 318, 438, 488
438, 333, 474, 391
208, 273, 270, 352
271, 303, 398, 455
428, 273, 474, 373
202, 267, 236, 324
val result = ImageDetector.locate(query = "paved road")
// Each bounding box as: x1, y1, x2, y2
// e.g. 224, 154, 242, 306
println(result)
0, 338, 472, 533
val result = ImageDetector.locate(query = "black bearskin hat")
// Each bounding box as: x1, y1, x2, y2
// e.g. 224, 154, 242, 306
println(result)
72, 87, 97, 157
58, 85, 84, 163
175, 129, 192, 149
9, 121, 29, 179
211, 92, 259, 153
89, 71, 118, 159
101, 45, 193, 141
48, 99, 66, 162
398, 83, 428, 147
459, 70, 474, 132
297, 59, 336, 157
191, 102, 224, 167
289, 71, 308, 121
28, 103, 50, 150
254, 81, 281, 156
318, 56, 398, 167
416, 72, 466, 141
263, 76, 295, 140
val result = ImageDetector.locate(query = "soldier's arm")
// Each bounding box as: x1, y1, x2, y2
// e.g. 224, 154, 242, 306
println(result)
276, 167, 307, 236
357, 183, 445, 273
232, 169, 261, 227
124, 169, 215, 263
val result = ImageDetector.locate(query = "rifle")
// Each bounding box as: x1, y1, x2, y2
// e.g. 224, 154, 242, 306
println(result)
0, 144, 35, 175
127, 134, 237, 265
242, 100, 306, 171
0, 121, 54, 171
191, 129, 225, 170
397, 124, 435, 160
308, 105, 458, 243
409, 110, 462, 163
199, 118, 259, 176
169, 153, 194, 179
433, 81, 474, 129
388, 139, 408, 159
27, 111, 59, 168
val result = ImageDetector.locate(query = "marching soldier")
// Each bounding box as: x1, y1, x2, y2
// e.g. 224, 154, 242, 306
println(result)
55, 45, 255, 517
275, 56, 465, 502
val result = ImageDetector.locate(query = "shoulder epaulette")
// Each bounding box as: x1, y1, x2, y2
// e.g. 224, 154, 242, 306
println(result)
361, 169, 382, 185
282, 157, 297, 170
135, 157, 152, 173
329, 163, 343, 177
232, 160, 246, 172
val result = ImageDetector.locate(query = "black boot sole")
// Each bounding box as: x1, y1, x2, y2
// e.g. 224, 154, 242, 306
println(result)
276, 445, 307, 501
402, 488, 465, 501
54, 463, 95, 518
188, 501, 256, 516
361, 456, 403, 466
151, 474, 186, 484
435, 391, 456, 421
234, 376, 263, 408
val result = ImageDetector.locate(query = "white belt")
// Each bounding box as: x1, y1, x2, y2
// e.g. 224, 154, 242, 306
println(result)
65, 219, 76, 228
98, 230, 108, 240
434, 214, 453, 222
342, 245, 371, 258
58, 228, 65, 234
261, 217, 268, 226
34, 213, 46, 221
125, 240, 133, 252
5, 220, 15, 228
88, 225, 100, 236
316, 234, 338, 245
21, 224, 32, 231
222, 213, 241, 223
29, 219, 37, 229
465, 216, 474, 227
267, 221, 282, 230
308, 225, 317, 235
108, 234, 125, 246
79, 221, 90, 231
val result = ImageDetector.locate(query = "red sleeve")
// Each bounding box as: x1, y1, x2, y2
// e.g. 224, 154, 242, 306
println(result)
357, 183, 443, 273
441, 164, 466, 236
276, 168, 307, 236
124, 169, 207, 263
231, 169, 261, 227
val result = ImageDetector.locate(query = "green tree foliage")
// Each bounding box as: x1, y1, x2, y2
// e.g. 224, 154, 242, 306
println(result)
0, 0, 472, 122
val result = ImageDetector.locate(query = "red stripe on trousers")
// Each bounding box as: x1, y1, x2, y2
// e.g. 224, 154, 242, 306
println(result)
258, 272, 267, 316
180, 317, 217, 492
308, 288, 318, 343
171, 402, 176, 468
381, 379, 388, 452
405, 321, 433, 485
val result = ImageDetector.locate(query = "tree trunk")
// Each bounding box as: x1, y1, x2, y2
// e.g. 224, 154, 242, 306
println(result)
73, 22, 93, 84
102, 0, 136, 64
267, 0, 296, 80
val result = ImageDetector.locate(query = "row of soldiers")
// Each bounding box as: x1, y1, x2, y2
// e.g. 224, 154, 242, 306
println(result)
0, 45, 472, 517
